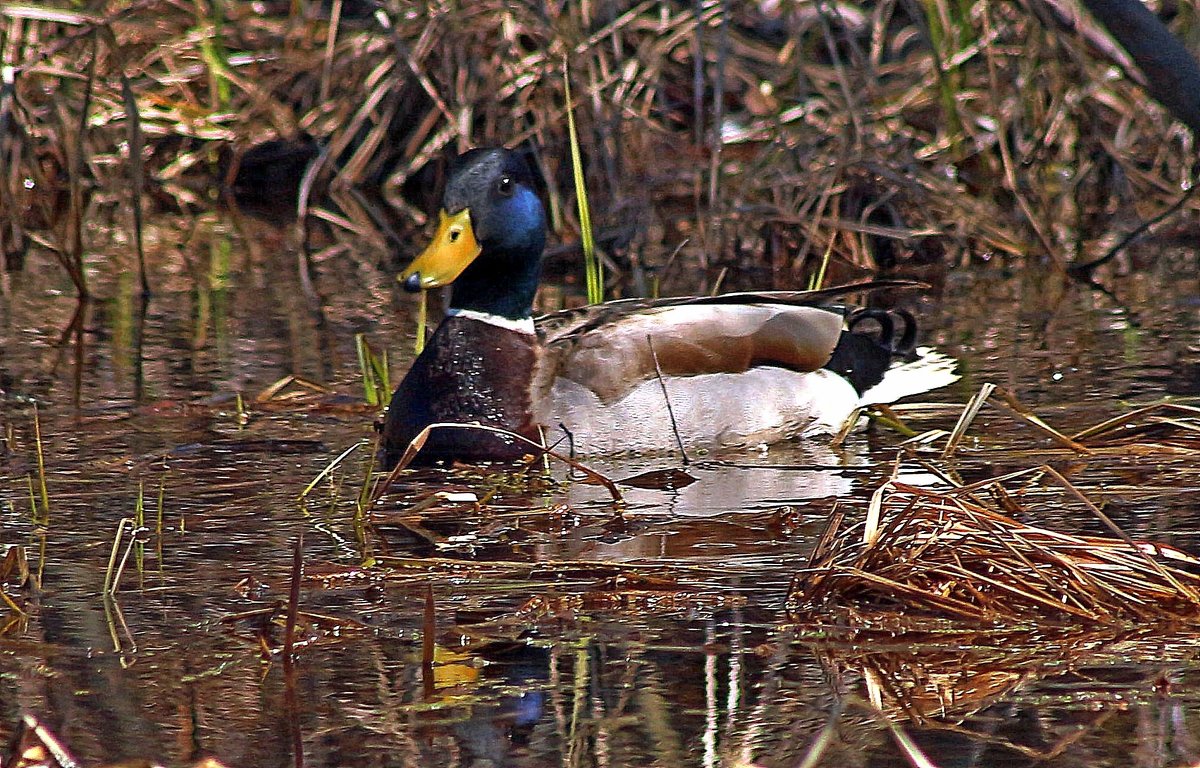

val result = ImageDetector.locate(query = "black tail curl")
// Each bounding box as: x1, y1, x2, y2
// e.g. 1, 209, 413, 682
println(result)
823, 308, 920, 395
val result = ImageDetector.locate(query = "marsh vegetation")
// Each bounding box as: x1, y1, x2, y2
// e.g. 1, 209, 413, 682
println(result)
2, 1, 1200, 766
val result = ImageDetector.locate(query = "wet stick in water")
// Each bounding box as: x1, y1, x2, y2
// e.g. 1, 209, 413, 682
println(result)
422, 584, 435, 699
103, 518, 132, 595
102, 589, 135, 658
942, 383, 995, 458
1070, 401, 1200, 444
31, 405, 50, 525
282, 535, 304, 768
299, 440, 365, 501
990, 386, 1091, 453
566, 637, 591, 767
15, 715, 80, 768
645, 335, 689, 465
371, 422, 623, 505
283, 535, 303, 670
0, 547, 29, 619
354, 443, 377, 565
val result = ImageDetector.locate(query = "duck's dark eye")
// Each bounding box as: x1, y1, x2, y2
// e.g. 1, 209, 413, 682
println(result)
495, 176, 514, 197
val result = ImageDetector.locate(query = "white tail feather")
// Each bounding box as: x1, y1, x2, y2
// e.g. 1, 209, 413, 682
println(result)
858, 347, 960, 407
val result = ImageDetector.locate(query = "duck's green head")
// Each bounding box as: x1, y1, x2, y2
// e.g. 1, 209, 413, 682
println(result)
402, 148, 547, 319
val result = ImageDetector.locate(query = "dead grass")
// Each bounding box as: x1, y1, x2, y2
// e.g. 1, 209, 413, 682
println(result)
3, 0, 1198, 295
791, 403, 1200, 630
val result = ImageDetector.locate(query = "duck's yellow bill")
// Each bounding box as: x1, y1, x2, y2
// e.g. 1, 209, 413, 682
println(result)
400, 208, 481, 290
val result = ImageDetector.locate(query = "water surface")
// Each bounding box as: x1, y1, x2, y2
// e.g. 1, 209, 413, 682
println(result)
2, 210, 1200, 767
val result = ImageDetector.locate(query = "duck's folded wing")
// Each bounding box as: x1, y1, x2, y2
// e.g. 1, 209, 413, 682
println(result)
534, 279, 922, 343
538, 304, 844, 403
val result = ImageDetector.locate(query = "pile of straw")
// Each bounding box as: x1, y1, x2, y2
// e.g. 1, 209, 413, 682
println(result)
790, 468, 1200, 627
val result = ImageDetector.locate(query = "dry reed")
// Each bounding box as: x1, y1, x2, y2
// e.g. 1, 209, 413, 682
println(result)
791, 451, 1200, 628
2, 1, 1197, 293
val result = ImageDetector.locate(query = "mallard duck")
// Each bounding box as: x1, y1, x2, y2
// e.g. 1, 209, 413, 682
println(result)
379, 148, 958, 468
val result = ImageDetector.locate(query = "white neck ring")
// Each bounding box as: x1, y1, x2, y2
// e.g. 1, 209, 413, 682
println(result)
446, 307, 536, 335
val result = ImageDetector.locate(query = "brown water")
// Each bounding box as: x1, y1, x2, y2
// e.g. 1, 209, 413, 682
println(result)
2, 210, 1200, 767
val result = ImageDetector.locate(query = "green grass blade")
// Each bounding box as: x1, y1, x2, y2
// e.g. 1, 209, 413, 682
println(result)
415, 290, 427, 355
32, 405, 50, 524
355, 334, 378, 405
563, 58, 601, 305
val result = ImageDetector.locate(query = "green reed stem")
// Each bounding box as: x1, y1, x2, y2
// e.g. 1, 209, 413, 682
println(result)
563, 59, 601, 304
32, 406, 50, 525
415, 290, 428, 354
808, 240, 834, 290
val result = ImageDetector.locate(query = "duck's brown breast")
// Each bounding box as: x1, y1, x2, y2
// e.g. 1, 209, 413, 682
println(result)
379, 316, 541, 467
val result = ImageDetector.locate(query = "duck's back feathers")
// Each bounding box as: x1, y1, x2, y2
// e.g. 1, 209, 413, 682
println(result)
534, 280, 922, 339
538, 303, 844, 403
534, 298, 958, 456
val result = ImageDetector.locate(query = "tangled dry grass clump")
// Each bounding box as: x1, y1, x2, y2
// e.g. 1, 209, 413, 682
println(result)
2, 0, 1198, 298
791, 473, 1200, 625
789, 403, 1200, 631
